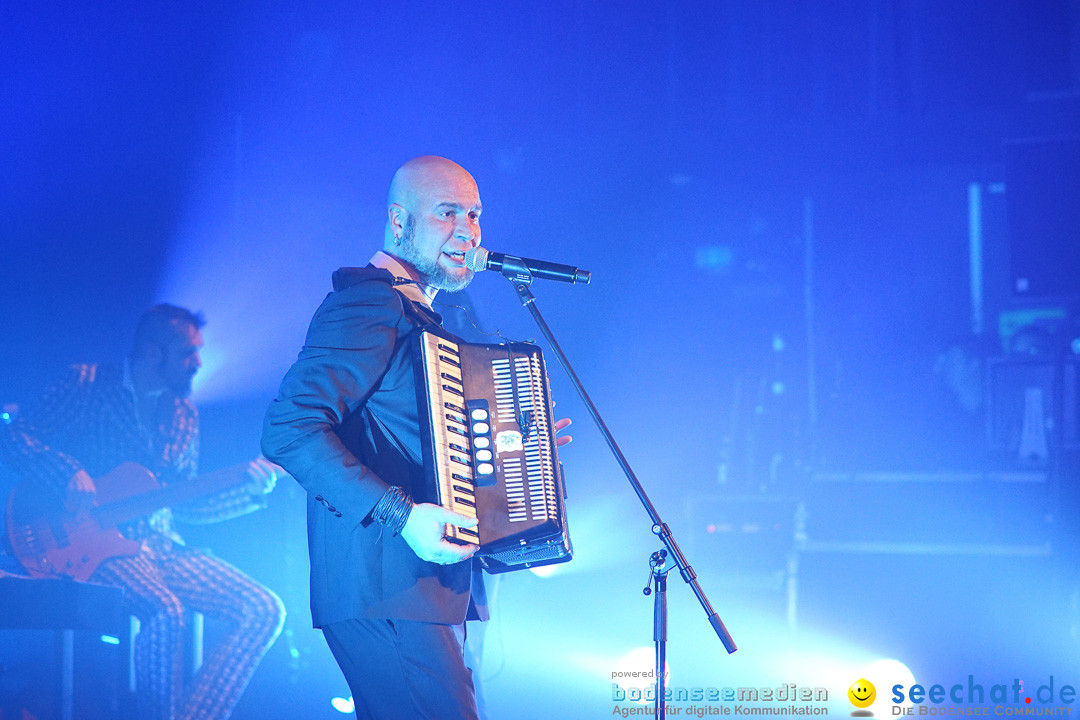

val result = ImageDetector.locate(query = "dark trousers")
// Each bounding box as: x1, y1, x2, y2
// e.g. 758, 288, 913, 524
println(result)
322, 618, 480, 720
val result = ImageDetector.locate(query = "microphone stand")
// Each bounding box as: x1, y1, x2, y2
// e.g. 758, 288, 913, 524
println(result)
643, 549, 672, 717
495, 261, 737, 718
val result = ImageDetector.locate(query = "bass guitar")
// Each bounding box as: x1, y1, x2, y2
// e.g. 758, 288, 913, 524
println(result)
5, 462, 262, 581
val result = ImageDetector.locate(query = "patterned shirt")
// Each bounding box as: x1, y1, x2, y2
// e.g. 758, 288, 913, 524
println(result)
0, 363, 262, 542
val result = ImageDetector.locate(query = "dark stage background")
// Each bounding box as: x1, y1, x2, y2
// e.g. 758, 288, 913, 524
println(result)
2, 1, 1079, 717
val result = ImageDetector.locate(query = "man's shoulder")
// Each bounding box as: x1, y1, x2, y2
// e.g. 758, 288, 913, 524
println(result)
320, 266, 406, 316
331, 266, 395, 293
63, 362, 122, 387
307, 267, 405, 333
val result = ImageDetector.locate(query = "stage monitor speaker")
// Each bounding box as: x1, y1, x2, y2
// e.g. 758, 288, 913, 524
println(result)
986, 357, 1079, 468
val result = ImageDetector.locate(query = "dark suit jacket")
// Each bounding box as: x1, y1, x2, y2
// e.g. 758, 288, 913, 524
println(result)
262, 267, 486, 627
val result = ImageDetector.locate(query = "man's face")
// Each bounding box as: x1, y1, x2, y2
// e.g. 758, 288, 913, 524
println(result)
394, 167, 482, 292
158, 322, 203, 397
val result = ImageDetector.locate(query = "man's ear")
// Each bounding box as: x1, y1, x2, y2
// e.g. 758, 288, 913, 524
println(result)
387, 204, 407, 241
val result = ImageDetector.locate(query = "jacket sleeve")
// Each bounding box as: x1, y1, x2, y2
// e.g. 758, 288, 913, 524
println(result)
168, 421, 274, 525
0, 366, 88, 496
261, 278, 404, 521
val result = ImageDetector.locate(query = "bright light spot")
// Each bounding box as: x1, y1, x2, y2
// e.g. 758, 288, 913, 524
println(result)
529, 563, 562, 579
330, 696, 354, 714
863, 658, 915, 717
99, 635, 120, 645
617, 646, 662, 673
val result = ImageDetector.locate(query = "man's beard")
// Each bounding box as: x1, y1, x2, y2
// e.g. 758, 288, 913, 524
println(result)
160, 362, 196, 398
397, 216, 474, 292
173, 375, 195, 398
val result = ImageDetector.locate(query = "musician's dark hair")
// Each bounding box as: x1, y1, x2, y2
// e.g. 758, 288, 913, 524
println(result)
130, 304, 206, 358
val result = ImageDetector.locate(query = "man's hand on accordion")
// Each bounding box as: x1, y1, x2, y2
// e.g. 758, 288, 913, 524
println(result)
401, 504, 479, 565
554, 417, 573, 447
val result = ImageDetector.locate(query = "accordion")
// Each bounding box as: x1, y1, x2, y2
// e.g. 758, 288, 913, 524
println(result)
414, 326, 572, 574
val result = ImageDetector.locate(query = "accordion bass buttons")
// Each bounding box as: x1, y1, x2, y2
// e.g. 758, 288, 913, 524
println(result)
467, 400, 497, 485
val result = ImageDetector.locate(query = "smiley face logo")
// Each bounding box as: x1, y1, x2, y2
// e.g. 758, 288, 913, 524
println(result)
848, 678, 876, 708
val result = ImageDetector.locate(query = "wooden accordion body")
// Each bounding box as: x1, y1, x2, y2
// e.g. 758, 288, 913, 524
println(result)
414, 326, 572, 574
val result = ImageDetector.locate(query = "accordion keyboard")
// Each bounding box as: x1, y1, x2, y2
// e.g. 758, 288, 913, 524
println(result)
416, 332, 481, 546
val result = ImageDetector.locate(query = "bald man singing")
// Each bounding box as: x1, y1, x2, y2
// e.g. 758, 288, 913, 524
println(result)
262, 156, 490, 719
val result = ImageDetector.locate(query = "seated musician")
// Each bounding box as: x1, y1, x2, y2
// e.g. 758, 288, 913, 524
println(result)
0, 303, 285, 720
261, 155, 569, 720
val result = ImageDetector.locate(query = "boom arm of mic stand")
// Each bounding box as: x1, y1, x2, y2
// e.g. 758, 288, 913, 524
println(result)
499, 265, 737, 654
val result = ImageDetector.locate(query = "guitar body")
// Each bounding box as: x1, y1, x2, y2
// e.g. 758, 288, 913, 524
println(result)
6, 463, 158, 581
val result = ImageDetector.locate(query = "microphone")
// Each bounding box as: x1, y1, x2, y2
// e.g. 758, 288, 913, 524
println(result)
463, 247, 591, 285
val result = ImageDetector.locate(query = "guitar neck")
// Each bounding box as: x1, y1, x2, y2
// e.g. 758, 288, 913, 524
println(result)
93, 465, 246, 530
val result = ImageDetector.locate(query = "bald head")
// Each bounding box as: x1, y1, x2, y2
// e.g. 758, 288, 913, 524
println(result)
387, 156, 476, 205
384, 156, 479, 246
383, 156, 483, 292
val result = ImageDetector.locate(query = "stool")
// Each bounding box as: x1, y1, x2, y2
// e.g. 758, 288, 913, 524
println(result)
0, 574, 129, 720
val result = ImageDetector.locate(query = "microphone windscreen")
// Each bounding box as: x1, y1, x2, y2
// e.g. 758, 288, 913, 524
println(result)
463, 246, 489, 272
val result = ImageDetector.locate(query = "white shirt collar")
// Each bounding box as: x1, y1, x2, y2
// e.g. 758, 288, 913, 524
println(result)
369, 250, 439, 306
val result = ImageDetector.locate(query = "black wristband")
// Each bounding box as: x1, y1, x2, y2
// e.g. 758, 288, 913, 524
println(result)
371, 486, 413, 536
